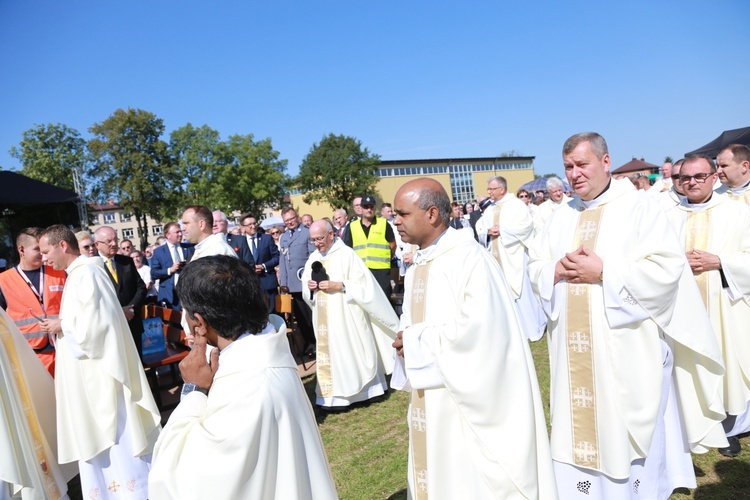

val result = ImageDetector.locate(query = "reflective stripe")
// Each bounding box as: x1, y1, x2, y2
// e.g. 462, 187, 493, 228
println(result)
13, 315, 59, 327
367, 256, 391, 263
21, 329, 49, 339
352, 245, 367, 251
367, 243, 391, 250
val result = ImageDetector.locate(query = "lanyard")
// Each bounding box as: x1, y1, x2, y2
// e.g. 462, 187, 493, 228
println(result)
15, 266, 45, 310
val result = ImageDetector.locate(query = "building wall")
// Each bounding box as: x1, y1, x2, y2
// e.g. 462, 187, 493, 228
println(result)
88, 205, 165, 250
290, 157, 537, 220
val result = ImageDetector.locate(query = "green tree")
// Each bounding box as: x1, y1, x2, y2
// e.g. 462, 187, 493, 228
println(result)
88, 108, 179, 248
215, 134, 289, 215
9, 123, 87, 192
169, 123, 225, 207
296, 134, 381, 210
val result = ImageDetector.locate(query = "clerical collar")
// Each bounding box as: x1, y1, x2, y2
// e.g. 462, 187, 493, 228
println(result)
414, 228, 449, 265
686, 194, 714, 211
731, 179, 750, 194
219, 322, 275, 355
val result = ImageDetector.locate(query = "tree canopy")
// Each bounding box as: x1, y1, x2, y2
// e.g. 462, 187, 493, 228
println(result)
296, 134, 380, 210
9, 123, 87, 192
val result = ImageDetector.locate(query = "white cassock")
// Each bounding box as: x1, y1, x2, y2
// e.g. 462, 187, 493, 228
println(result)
656, 188, 684, 212
190, 233, 238, 260
56, 256, 161, 500
392, 228, 558, 499
302, 239, 397, 407
529, 178, 727, 499
533, 195, 572, 232
716, 181, 750, 205
149, 316, 337, 500
476, 193, 547, 341
666, 193, 750, 435
0, 308, 77, 500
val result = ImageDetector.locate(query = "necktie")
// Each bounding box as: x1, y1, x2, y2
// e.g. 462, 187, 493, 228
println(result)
171, 244, 181, 264
106, 259, 118, 284
252, 236, 258, 256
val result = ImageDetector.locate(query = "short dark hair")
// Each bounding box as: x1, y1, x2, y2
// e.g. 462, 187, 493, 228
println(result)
563, 132, 609, 159
281, 206, 297, 217
720, 144, 750, 164
16, 227, 42, 247
163, 221, 180, 234
240, 212, 257, 224
184, 205, 213, 226
684, 154, 717, 173
177, 255, 268, 340
40, 224, 79, 252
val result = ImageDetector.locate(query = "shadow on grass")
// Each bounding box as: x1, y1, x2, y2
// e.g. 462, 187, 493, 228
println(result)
304, 372, 400, 425
693, 459, 750, 499
387, 488, 407, 499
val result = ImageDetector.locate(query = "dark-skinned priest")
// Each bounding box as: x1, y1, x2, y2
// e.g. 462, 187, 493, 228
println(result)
391, 178, 556, 499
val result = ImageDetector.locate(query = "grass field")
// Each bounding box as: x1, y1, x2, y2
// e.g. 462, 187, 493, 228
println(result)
310, 336, 750, 499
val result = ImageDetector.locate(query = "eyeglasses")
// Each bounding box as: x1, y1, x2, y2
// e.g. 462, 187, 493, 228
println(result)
518, 194, 530, 199
242, 222, 257, 227
487, 186, 502, 192
670, 174, 680, 180
96, 239, 118, 246
81, 244, 93, 250
270, 231, 280, 236
678, 173, 713, 184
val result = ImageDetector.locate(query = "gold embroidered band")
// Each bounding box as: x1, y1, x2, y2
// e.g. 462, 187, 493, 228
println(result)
566, 206, 603, 469
686, 210, 710, 308
315, 268, 333, 397
409, 261, 431, 499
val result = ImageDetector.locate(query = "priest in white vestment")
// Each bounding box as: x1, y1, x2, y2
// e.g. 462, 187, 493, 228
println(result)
665, 154, 750, 457
0, 308, 77, 500
302, 220, 398, 408
657, 159, 685, 211
391, 178, 557, 500
38, 225, 161, 500
476, 175, 546, 341
715, 144, 750, 204
533, 176, 572, 232
181, 205, 238, 261
529, 133, 727, 499
149, 256, 337, 499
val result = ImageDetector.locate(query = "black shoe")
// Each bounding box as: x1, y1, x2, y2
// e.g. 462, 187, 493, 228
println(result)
719, 436, 741, 457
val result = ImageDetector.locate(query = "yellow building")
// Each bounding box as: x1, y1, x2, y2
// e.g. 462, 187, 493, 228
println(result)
290, 156, 537, 220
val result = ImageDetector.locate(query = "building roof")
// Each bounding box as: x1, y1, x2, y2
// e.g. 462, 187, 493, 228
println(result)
379, 156, 535, 166
611, 158, 660, 175
89, 199, 122, 211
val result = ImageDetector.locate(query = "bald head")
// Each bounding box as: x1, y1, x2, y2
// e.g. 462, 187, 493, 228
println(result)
393, 179, 451, 249
94, 226, 118, 258
309, 219, 335, 253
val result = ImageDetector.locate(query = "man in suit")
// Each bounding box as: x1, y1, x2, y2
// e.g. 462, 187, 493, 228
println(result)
469, 196, 491, 242
212, 210, 255, 268
93, 226, 147, 356
241, 213, 280, 314
150, 221, 194, 311
279, 207, 316, 350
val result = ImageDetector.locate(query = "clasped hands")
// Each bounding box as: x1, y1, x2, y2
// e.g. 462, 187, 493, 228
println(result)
307, 280, 344, 292
554, 245, 603, 284
686, 249, 720, 275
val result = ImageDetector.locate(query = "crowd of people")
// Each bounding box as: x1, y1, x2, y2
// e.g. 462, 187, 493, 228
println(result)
2, 132, 750, 499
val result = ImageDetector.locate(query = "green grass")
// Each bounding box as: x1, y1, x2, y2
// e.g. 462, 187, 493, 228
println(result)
311, 337, 750, 499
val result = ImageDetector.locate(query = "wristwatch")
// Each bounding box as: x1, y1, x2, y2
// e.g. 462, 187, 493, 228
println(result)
340, 283, 346, 293
181, 383, 209, 396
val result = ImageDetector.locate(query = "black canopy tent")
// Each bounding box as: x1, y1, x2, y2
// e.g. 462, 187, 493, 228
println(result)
0, 171, 81, 263
685, 126, 750, 158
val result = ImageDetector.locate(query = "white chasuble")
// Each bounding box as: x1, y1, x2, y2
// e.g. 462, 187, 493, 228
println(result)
302, 239, 398, 407
395, 228, 557, 499
529, 179, 727, 484
666, 195, 750, 419
149, 316, 337, 500
56, 256, 161, 499
0, 308, 77, 500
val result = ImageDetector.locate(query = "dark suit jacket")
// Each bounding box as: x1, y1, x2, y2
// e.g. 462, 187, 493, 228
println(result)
104, 254, 147, 354
226, 234, 255, 268
248, 233, 279, 291
469, 210, 483, 242
150, 243, 194, 309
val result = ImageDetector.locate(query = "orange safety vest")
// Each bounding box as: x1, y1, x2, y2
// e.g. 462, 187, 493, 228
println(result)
0, 266, 66, 377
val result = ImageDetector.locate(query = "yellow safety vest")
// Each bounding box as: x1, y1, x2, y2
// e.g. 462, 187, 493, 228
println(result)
350, 218, 391, 270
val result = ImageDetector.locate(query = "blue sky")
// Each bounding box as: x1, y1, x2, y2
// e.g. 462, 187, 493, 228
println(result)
1, 1, 748, 183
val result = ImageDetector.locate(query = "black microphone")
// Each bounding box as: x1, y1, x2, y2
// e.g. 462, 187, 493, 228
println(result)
310, 261, 329, 300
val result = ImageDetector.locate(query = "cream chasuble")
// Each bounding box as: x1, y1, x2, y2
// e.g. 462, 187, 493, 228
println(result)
394, 228, 557, 499
56, 256, 161, 498
0, 308, 77, 500
666, 195, 750, 417
716, 182, 750, 205
529, 179, 727, 482
302, 239, 398, 407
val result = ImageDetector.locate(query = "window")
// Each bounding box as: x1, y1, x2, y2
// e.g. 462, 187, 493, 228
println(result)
120, 212, 132, 222
152, 225, 163, 236
122, 228, 134, 239
103, 213, 116, 224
